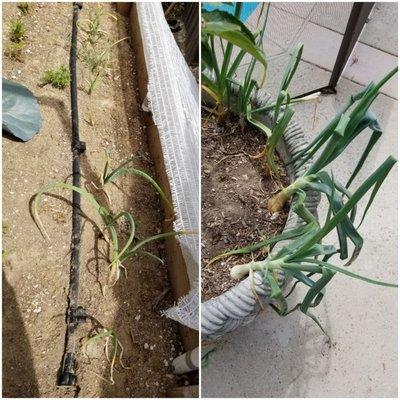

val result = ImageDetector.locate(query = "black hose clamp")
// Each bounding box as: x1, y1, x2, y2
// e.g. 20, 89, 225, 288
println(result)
73, 140, 86, 154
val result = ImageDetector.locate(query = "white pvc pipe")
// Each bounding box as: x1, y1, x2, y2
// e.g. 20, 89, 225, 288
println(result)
171, 347, 199, 374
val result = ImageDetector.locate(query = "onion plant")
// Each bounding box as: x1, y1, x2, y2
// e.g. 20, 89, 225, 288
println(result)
81, 38, 127, 95
212, 156, 397, 333
83, 327, 130, 384
248, 43, 306, 175
79, 4, 128, 94
268, 67, 398, 212
202, 3, 315, 175
99, 152, 173, 213
31, 157, 183, 294
79, 4, 108, 46
225, 2, 270, 127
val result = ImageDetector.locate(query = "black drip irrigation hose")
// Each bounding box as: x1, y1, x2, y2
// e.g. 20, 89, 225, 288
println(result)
58, 2, 86, 387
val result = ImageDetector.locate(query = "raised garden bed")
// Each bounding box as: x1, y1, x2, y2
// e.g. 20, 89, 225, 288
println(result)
2, 2, 193, 397
200, 90, 321, 341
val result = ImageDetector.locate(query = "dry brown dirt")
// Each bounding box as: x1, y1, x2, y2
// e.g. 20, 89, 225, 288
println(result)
201, 111, 290, 301
2, 2, 186, 397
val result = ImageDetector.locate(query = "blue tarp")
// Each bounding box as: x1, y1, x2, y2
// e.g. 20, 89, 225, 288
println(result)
202, 2, 259, 22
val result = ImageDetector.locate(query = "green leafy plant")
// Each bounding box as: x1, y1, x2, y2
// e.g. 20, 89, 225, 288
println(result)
83, 328, 130, 384
226, 3, 270, 127
202, 3, 313, 176
82, 38, 126, 95
211, 156, 397, 333
17, 2, 30, 14
4, 41, 25, 61
80, 4, 108, 45
79, 5, 127, 94
98, 152, 173, 212
247, 43, 307, 174
206, 67, 398, 334
9, 19, 26, 43
5, 18, 26, 61
40, 65, 70, 89
268, 67, 398, 212
201, 3, 267, 117
31, 155, 183, 294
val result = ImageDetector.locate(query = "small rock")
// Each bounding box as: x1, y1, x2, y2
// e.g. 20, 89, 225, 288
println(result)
144, 343, 149, 349
270, 212, 280, 220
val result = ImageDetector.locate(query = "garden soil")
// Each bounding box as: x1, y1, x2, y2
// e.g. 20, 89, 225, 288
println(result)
201, 111, 290, 301
2, 2, 186, 397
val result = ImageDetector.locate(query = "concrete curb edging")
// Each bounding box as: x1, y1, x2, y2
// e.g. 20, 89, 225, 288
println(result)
201, 91, 321, 342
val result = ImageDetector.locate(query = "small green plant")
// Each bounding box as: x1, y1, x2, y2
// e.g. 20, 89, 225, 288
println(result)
17, 2, 30, 14
31, 155, 184, 294
4, 41, 25, 62
82, 43, 110, 94
9, 19, 26, 43
2, 221, 11, 235
83, 328, 130, 384
98, 152, 173, 212
79, 5, 127, 94
40, 65, 70, 89
211, 156, 397, 334
80, 4, 107, 46
82, 38, 127, 95
5, 18, 26, 61
246, 43, 306, 176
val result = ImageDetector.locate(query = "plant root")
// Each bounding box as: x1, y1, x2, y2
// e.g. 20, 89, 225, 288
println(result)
267, 190, 291, 213
249, 146, 267, 160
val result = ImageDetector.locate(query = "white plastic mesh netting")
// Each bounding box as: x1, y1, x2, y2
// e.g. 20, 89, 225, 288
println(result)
137, 2, 199, 330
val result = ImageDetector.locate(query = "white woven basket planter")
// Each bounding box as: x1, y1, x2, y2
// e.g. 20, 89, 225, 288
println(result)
201, 90, 321, 342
